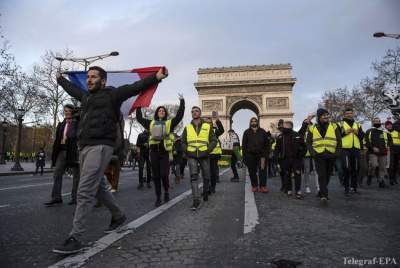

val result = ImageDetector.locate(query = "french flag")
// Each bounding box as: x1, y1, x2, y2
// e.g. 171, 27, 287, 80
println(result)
66, 66, 162, 116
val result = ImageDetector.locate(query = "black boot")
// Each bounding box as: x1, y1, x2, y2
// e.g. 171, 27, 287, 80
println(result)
164, 192, 170, 202
367, 176, 372, 186
203, 192, 208, 201
155, 198, 162, 207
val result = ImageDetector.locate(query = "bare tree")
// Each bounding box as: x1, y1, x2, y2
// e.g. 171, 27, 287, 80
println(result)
320, 87, 356, 122
355, 77, 388, 123
373, 46, 400, 87
33, 49, 76, 137
0, 33, 44, 123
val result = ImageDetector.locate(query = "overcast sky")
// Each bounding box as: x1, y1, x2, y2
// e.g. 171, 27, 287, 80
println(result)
1, 0, 399, 142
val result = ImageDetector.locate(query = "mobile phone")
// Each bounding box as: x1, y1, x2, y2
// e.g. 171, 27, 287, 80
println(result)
162, 66, 167, 75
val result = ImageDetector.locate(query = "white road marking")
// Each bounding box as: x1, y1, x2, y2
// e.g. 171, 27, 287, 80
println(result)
0, 182, 53, 191
48, 168, 230, 268
61, 192, 71, 197
244, 172, 259, 234
0, 204, 10, 208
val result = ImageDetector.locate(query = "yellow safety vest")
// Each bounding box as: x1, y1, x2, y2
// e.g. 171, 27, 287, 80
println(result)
211, 140, 222, 155
311, 123, 338, 154
390, 130, 400, 146
272, 141, 276, 151
186, 123, 211, 155
341, 121, 361, 149
149, 119, 174, 152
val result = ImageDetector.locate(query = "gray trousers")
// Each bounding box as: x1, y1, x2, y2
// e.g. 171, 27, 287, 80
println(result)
70, 145, 123, 239
188, 157, 211, 201
368, 154, 387, 181
51, 150, 80, 201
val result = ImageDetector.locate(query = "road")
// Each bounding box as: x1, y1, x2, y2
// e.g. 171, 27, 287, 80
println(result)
0, 168, 194, 268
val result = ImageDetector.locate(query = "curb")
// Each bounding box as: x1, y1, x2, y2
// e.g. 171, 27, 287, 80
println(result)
0, 169, 53, 177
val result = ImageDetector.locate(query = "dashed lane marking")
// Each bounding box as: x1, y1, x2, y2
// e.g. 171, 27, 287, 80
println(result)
0, 182, 53, 191
244, 172, 259, 234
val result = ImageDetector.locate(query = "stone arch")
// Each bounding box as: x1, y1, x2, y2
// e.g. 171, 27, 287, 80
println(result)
194, 64, 296, 137
228, 99, 260, 129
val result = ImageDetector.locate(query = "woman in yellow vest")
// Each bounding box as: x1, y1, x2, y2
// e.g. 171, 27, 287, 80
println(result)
182, 106, 217, 210
136, 95, 185, 207
306, 108, 342, 204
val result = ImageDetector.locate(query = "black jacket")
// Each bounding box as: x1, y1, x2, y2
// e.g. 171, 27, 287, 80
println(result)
57, 74, 159, 148
136, 131, 150, 156
51, 120, 79, 167
365, 128, 393, 155
242, 127, 270, 158
275, 130, 306, 160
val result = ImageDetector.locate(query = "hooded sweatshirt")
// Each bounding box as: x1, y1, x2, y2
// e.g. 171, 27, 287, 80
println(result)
242, 118, 270, 158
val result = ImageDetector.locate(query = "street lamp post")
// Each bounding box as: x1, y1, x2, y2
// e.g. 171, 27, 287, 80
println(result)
373, 32, 400, 39
55, 51, 119, 71
11, 108, 26, 171
0, 120, 8, 164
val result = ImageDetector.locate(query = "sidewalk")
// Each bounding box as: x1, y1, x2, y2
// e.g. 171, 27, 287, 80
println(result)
0, 161, 53, 176
67, 170, 399, 268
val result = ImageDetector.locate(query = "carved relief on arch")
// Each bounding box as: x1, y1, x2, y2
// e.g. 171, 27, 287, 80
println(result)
202, 100, 223, 112
226, 95, 262, 114
265, 97, 289, 110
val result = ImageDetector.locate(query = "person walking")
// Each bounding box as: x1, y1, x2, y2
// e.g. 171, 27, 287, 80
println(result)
365, 118, 392, 188
182, 106, 217, 210
34, 147, 46, 176
227, 129, 241, 182
172, 134, 184, 184
242, 117, 270, 193
306, 108, 342, 204
205, 114, 224, 193
136, 129, 152, 189
52, 66, 168, 254
339, 108, 364, 195
389, 119, 400, 185
44, 104, 80, 206
275, 121, 306, 199
136, 94, 185, 207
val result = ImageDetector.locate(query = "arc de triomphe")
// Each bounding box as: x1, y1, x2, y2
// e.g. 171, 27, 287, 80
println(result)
194, 64, 296, 135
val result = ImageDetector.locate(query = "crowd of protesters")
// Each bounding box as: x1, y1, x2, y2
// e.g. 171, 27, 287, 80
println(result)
6, 64, 395, 255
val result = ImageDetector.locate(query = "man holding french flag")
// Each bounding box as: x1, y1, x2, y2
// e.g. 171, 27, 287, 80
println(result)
52, 65, 168, 254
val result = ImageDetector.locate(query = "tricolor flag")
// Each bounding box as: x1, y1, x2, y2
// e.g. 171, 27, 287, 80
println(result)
66, 66, 162, 116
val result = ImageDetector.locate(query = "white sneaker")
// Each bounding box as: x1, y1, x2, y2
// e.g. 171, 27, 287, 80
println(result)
111, 189, 117, 193
305, 187, 311, 193
287, 190, 293, 195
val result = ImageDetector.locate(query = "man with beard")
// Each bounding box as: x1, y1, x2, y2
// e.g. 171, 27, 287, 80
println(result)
53, 66, 168, 254
306, 108, 342, 204
275, 121, 306, 199
339, 108, 364, 195
242, 117, 270, 193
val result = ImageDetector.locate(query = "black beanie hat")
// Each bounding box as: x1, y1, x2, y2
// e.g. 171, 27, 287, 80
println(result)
317, 108, 329, 119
